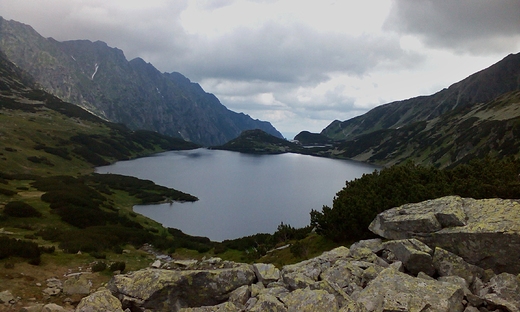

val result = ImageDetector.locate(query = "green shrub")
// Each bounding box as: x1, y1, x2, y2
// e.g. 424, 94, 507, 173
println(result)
3, 201, 42, 218
27, 156, 54, 166
109, 261, 126, 272
91, 261, 107, 272
0, 188, 17, 196
36, 227, 63, 241
311, 157, 520, 242
39, 246, 55, 254
90, 252, 107, 259
0, 236, 41, 259
4, 262, 14, 269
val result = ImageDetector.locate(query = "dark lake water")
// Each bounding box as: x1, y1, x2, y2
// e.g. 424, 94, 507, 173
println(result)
96, 148, 377, 241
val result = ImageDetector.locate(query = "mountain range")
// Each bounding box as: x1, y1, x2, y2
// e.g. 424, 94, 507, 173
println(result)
292, 52, 520, 168
0, 17, 282, 146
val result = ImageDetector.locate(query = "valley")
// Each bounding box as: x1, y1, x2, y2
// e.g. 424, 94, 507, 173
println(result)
0, 14, 519, 312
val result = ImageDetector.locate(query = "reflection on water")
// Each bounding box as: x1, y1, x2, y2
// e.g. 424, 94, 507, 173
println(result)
96, 148, 377, 241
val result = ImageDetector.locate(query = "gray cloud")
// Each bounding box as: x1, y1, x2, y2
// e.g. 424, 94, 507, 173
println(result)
384, 0, 520, 55
171, 21, 421, 83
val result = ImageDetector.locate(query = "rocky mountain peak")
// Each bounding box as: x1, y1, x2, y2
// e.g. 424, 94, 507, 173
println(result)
0, 17, 282, 146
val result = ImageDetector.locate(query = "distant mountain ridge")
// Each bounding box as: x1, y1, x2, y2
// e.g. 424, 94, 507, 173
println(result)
322, 53, 520, 141
292, 52, 520, 168
0, 17, 282, 146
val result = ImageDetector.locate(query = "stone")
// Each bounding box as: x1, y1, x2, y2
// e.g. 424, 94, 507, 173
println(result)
320, 259, 363, 290
281, 288, 338, 312
369, 196, 466, 239
483, 272, 520, 309
320, 246, 351, 262
360, 265, 383, 287
42, 303, 68, 312
348, 247, 378, 263
382, 238, 435, 276
249, 294, 287, 312
417, 272, 435, 280
310, 280, 358, 310
433, 247, 484, 285
259, 286, 290, 298
250, 282, 265, 297
356, 268, 465, 312
253, 263, 280, 285
172, 259, 198, 269
228, 284, 250, 309
0, 290, 14, 303
482, 294, 519, 312
43, 288, 61, 296
437, 276, 471, 296
20, 304, 45, 312
63, 275, 91, 295
349, 239, 383, 254
369, 196, 520, 273
75, 289, 124, 312
107, 264, 256, 311
178, 302, 239, 312
46, 278, 63, 289
151, 260, 161, 268
281, 260, 322, 290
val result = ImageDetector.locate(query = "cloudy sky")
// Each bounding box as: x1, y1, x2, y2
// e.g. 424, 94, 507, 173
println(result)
1, 0, 519, 138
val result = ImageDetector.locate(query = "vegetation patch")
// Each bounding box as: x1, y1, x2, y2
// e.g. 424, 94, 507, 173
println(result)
311, 157, 520, 242
0, 236, 41, 262
3, 201, 42, 218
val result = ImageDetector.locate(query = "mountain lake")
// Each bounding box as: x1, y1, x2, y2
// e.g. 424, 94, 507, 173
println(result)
96, 148, 378, 241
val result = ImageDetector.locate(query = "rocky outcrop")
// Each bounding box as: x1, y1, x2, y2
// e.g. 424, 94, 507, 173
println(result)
75, 242, 519, 311
72, 195, 520, 311
369, 195, 520, 273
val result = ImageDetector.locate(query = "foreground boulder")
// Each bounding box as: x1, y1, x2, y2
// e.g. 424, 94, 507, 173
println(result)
369, 195, 520, 273
75, 289, 123, 312
107, 264, 256, 311
356, 268, 464, 312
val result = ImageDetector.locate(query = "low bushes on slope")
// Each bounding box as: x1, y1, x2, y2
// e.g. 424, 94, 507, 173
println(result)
311, 157, 520, 242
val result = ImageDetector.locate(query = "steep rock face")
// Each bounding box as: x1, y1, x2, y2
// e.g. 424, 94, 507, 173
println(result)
369, 195, 520, 273
0, 17, 282, 146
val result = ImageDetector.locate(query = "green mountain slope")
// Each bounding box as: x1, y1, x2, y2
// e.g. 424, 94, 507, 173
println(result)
293, 53, 520, 168
322, 52, 520, 141
0, 48, 211, 269
333, 90, 520, 167
0, 17, 283, 146
0, 52, 199, 175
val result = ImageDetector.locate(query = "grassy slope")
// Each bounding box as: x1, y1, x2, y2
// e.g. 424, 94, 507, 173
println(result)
0, 54, 206, 306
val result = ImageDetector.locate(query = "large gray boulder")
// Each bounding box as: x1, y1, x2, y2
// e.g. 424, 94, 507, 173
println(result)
253, 263, 280, 286
63, 274, 92, 295
382, 239, 435, 276
280, 288, 339, 312
432, 247, 484, 285
75, 289, 124, 312
356, 267, 465, 312
369, 196, 520, 273
107, 264, 256, 312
